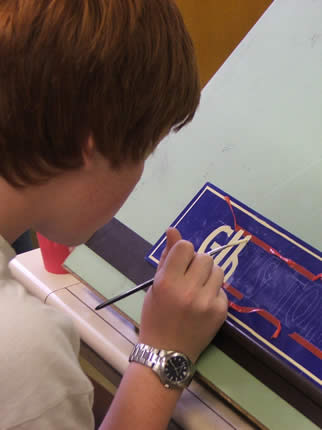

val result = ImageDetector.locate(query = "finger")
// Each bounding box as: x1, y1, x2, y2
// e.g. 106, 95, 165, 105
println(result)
218, 287, 229, 307
157, 228, 182, 270
215, 288, 229, 318
166, 228, 182, 249
161, 239, 195, 278
203, 264, 224, 296
185, 253, 214, 286
210, 288, 229, 326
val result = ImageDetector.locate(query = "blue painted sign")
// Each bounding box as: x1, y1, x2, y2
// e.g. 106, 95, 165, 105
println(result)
146, 182, 322, 388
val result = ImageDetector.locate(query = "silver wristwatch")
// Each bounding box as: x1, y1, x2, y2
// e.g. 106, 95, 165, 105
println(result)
129, 343, 195, 389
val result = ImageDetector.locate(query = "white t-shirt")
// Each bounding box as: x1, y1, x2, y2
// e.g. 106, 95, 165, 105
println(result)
0, 236, 95, 429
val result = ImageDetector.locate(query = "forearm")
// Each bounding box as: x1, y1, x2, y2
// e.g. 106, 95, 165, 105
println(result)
99, 362, 182, 430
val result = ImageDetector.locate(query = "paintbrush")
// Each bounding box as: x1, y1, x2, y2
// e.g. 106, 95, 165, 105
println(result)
95, 237, 250, 310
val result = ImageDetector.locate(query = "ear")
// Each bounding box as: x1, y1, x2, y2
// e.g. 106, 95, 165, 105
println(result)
82, 134, 97, 170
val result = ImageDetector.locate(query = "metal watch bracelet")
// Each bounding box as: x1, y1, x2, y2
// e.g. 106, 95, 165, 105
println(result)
129, 343, 195, 389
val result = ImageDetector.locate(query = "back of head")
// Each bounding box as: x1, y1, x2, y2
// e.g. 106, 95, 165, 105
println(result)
0, 0, 200, 187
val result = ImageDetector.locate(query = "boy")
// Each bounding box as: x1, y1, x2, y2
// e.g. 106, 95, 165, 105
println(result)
0, 1, 228, 428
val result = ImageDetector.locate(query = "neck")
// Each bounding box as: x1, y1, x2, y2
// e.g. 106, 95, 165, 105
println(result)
0, 178, 34, 244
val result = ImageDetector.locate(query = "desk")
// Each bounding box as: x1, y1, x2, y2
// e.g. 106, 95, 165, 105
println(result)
10, 0, 322, 428
115, 1, 321, 426
59, 0, 321, 427
9, 249, 255, 430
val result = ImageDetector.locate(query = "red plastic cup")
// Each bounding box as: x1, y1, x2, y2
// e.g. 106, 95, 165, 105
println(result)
36, 233, 71, 274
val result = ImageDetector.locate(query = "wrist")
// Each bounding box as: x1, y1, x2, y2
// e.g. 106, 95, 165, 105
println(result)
129, 343, 196, 389
138, 337, 199, 364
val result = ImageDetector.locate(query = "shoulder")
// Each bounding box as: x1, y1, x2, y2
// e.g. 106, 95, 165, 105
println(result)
9, 393, 95, 430
0, 274, 79, 357
0, 275, 93, 428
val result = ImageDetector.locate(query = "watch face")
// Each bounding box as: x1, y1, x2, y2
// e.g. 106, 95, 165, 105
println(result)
164, 354, 190, 384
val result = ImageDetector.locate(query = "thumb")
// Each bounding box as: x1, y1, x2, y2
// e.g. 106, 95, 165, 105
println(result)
157, 227, 182, 270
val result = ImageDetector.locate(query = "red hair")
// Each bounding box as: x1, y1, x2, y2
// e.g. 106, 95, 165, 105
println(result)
0, 0, 200, 186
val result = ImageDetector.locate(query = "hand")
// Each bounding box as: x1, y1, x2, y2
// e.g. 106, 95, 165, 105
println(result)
139, 228, 228, 363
